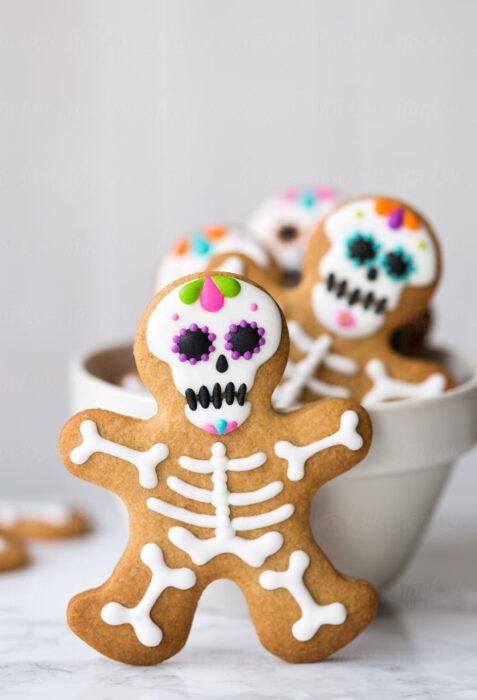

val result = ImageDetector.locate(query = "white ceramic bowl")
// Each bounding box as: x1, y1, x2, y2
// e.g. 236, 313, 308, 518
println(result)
69, 344, 477, 614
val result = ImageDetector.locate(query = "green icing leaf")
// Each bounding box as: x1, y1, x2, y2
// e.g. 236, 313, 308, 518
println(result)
179, 278, 204, 305
212, 276, 241, 298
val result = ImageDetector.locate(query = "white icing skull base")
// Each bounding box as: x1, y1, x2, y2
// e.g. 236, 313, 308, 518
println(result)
312, 198, 439, 339
146, 275, 282, 435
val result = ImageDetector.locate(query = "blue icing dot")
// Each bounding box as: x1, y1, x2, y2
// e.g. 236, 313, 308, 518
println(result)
192, 235, 211, 256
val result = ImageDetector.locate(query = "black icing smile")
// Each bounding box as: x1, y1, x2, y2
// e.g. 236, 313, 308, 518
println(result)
326, 273, 388, 314
185, 383, 247, 411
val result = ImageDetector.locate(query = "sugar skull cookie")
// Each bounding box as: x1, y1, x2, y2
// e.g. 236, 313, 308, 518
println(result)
153, 224, 274, 293
59, 272, 377, 665
208, 196, 454, 408
247, 185, 343, 281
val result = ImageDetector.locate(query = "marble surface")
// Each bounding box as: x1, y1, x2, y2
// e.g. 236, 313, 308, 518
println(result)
1, 459, 476, 700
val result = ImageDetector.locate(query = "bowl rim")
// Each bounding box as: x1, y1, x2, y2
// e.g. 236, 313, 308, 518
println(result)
71, 340, 477, 413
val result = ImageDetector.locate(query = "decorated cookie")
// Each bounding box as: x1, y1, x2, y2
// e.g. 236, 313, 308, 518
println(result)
0, 532, 28, 572
0, 501, 90, 539
153, 224, 276, 293
247, 185, 343, 282
59, 272, 376, 665
208, 196, 454, 408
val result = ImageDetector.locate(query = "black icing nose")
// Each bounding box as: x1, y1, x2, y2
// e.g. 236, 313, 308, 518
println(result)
216, 354, 228, 373
367, 267, 378, 281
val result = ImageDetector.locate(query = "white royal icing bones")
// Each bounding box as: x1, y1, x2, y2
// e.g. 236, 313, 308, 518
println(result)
0, 501, 71, 527
147, 442, 293, 567
259, 550, 347, 641
101, 543, 196, 647
274, 410, 363, 481
362, 359, 446, 406
70, 420, 168, 489
273, 321, 358, 409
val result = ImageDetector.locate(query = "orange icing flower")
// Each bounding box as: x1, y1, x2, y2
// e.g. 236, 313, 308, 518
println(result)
374, 199, 419, 231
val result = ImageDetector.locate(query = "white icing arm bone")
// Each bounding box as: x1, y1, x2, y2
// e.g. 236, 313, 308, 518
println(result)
273, 322, 357, 409
259, 550, 347, 641
101, 543, 195, 647
362, 359, 447, 406
70, 420, 168, 489
274, 410, 363, 481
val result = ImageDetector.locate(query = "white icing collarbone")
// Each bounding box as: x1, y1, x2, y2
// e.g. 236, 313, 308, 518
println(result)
362, 359, 447, 406
275, 410, 363, 481
70, 420, 168, 489
273, 321, 358, 410
259, 550, 347, 641
101, 543, 195, 647
147, 442, 294, 567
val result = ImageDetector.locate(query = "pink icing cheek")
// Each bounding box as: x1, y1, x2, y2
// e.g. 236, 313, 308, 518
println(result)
336, 310, 355, 328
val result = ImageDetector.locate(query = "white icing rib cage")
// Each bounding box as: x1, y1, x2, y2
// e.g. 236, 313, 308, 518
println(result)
147, 442, 294, 567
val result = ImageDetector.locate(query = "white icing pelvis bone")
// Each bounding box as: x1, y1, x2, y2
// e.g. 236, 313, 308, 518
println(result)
60, 271, 377, 665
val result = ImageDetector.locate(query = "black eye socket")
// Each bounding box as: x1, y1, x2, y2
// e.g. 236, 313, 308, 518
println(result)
172, 324, 216, 365
225, 321, 265, 360
277, 225, 299, 242
347, 233, 379, 265
382, 248, 415, 281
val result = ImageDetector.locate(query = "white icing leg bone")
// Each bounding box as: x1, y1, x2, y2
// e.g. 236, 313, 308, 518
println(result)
259, 550, 347, 641
274, 410, 363, 481
362, 359, 446, 406
70, 420, 168, 489
273, 322, 357, 409
101, 543, 195, 647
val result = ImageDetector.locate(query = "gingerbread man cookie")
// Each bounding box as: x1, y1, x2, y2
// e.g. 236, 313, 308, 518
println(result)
59, 272, 376, 665
208, 196, 454, 409
247, 185, 343, 282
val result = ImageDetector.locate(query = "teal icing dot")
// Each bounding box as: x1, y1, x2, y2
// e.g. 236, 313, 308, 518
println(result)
192, 235, 211, 256
302, 193, 316, 208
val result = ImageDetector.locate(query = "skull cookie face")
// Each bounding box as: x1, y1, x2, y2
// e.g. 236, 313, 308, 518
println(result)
247, 186, 343, 278
153, 224, 271, 294
205, 196, 454, 408
313, 198, 439, 339
146, 275, 282, 434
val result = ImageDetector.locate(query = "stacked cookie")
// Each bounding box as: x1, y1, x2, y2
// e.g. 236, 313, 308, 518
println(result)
122, 189, 454, 408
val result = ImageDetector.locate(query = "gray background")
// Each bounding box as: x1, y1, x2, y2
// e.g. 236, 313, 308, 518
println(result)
0, 0, 476, 506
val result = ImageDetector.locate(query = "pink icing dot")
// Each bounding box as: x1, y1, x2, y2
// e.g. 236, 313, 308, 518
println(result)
316, 185, 334, 199
336, 310, 355, 328
282, 188, 298, 201
250, 303, 258, 311
171, 313, 179, 321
